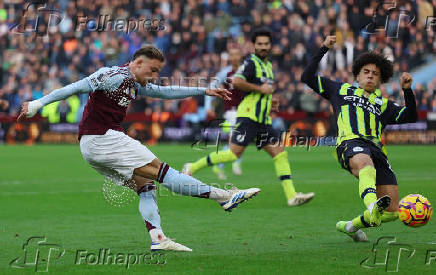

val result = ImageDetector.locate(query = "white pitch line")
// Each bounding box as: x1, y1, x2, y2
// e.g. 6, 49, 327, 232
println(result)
0, 189, 99, 196
0, 178, 102, 185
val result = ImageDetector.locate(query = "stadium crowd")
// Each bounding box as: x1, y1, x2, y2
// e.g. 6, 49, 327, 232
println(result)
0, 0, 435, 123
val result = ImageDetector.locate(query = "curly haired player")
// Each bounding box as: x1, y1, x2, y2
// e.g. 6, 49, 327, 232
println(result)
301, 36, 417, 241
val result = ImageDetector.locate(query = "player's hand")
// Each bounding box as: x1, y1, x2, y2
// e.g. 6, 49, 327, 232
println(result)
260, 83, 274, 94
323, 35, 336, 48
17, 102, 29, 122
206, 88, 232, 101
400, 72, 413, 90
17, 100, 42, 122
271, 96, 279, 112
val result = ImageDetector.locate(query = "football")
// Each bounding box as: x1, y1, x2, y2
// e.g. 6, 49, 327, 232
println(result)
398, 194, 433, 227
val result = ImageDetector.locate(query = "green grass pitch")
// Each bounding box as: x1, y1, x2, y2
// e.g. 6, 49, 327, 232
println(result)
1, 144, 435, 274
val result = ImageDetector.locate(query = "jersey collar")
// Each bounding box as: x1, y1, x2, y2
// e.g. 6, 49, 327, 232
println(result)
252, 53, 269, 65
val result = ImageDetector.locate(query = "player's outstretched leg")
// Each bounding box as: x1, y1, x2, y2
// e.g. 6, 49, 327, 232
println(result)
264, 146, 314, 206
210, 144, 243, 179
357, 166, 389, 225
349, 153, 387, 225
135, 160, 260, 212
336, 196, 393, 242
232, 157, 243, 176
183, 149, 238, 176
132, 177, 192, 252
212, 144, 229, 180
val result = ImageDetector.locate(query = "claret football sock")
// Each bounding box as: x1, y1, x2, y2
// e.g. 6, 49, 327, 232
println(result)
190, 150, 238, 174
358, 166, 377, 208
273, 151, 296, 200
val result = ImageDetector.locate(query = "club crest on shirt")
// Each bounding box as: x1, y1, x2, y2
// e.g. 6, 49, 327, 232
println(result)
129, 87, 136, 99
375, 98, 383, 105
122, 87, 136, 99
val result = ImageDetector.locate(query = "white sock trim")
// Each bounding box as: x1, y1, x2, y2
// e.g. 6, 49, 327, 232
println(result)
209, 187, 230, 201
345, 221, 358, 233
149, 228, 166, 243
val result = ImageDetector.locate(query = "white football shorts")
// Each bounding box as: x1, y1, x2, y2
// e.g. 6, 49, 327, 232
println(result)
80, 129, 156, 185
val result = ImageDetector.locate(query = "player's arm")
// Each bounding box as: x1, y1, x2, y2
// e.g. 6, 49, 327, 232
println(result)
17, 78, 92, 122
301, 36, 342, 99
383, 73, 417, 124
139, 83, 231, 100
232, 60, 273, 95
209, 66, 231, 89
17, 67, 114, 122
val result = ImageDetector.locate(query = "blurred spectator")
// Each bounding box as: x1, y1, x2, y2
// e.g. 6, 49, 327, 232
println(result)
1, 0, 435, 123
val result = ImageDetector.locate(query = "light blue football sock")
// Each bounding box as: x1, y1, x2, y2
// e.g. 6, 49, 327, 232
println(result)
160, 165, 211, 197
139, 190, 161, 229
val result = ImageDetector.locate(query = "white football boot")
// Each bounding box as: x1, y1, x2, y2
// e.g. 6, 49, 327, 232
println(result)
287, 192, 315, 206
336, 221, 369, 242
219, 187, 261, 212
151, 238, 192, 252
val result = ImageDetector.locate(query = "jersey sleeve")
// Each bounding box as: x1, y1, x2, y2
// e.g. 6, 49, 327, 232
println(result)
233, 59, 256, 83
301, 46, 342, 100
86, 67, 126, 92
38, 78, 92, 106
210, 66, 231, 89
308, 76, 343, 100
382, 89, 417, 125
138, 83, 206, 99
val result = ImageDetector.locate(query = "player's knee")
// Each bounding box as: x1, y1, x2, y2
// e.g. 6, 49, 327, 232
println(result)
149, 158, 162, 168
350, 156, 373, 176
230, 147, 244, 158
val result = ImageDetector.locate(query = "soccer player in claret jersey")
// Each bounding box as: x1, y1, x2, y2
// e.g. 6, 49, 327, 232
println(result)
183, 29, 315, 206
209, 47, 245, 180
18, 45, 261, 252
301, 36, 417, 241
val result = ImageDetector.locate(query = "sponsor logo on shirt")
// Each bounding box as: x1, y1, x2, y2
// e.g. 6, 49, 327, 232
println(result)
344, 95, 381, 115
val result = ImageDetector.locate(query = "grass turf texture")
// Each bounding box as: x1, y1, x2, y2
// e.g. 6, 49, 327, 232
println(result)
0, 144, 435, 274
